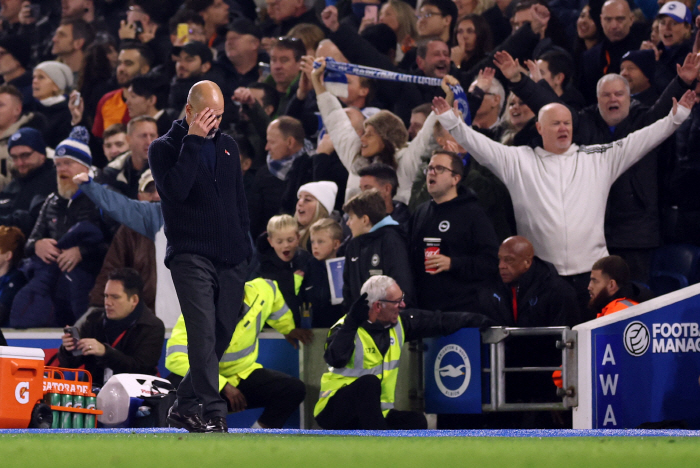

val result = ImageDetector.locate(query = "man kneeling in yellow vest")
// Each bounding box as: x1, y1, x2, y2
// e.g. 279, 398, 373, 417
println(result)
166, 278, 312, 428
314, 275, 493, 430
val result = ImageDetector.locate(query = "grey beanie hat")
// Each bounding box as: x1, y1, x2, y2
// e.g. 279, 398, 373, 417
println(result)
35, 61, 74, 93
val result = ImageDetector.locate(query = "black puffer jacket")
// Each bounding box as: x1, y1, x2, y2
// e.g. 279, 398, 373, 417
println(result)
478, 257, 581, 328
25, 192, 116, 274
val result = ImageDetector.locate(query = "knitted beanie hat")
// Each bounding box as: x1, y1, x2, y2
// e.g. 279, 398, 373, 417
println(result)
8, 128, 46, 155
364, 111, 408, 152
297, 181, 338, 215
621, 50, 655, 82
55, 126, 92, 168
34, 61, 73, 94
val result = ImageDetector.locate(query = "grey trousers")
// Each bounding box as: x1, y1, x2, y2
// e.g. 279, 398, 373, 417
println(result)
169, 253, 248, 420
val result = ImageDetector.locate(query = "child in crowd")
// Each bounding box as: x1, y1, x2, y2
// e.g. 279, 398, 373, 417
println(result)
342, 189, 414, 310
305, 218, 344, 328
254, 214, 310, 327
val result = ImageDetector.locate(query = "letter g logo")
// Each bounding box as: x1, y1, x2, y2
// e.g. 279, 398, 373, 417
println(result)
15, 382, 30, 404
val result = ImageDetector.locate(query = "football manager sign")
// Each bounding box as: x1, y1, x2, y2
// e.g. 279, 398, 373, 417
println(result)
574, 284, 700, 429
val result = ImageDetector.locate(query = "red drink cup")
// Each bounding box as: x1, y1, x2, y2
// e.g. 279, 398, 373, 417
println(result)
424, 237, 441, 272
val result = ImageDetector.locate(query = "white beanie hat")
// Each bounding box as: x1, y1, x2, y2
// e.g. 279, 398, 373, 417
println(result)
35, 61, 74, 93
297, 181, 338, 215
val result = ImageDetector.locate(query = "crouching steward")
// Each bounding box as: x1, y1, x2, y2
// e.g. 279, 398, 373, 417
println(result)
314, 275, 492, 430
165, 278, 312, 429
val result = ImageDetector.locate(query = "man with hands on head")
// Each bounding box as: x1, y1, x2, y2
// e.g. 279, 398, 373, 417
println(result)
431, 79, 697, 307
58, 267, 165, 385
148, 80, 251, 434
314, 275, 492, 430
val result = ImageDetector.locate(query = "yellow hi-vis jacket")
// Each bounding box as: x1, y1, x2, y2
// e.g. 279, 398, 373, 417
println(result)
314, 316, 405, 417
165, 278, 295, 389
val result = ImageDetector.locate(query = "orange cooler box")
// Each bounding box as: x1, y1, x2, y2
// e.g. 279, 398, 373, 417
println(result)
0, 346, 45, 428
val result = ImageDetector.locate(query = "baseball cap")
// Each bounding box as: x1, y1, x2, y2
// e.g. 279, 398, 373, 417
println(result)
171, 41, 213, 64
657, 1, 692, 24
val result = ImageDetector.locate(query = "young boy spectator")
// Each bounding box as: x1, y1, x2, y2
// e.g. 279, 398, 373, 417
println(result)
255, 214, 311, 327
102, 124, 129, 162
305, 218, 344, 328
342, 189, 413, 310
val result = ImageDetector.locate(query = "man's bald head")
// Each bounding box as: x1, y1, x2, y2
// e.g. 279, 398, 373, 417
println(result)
536, 103, 573, 155
185, 81, 225, 132
498, 236, 534, 284
601, 0, 634, 43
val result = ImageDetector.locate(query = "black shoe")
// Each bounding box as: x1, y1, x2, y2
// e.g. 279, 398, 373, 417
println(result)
168, 407, 207, 433
204, 416, 228, 433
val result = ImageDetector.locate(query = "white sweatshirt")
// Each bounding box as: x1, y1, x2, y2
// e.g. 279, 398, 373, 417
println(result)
437, 106, 690, 276
317, 91, 436, 203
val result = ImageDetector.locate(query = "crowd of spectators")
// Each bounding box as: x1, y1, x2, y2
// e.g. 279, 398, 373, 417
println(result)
0, 0, 698, 428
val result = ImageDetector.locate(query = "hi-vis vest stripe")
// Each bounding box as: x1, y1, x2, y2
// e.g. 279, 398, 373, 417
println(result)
314, 317, 405, 418
164, 278, 295, 387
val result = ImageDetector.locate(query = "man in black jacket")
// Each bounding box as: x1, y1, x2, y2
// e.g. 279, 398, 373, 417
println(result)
0, 128, 56, 236
148, 80, 250, 434
58, 268, 165, 385
479, 236, 581, 327
315, 275, 492, 430
409, 151, 499, 312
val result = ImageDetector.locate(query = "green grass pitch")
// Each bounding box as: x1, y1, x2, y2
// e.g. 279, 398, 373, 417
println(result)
2, 434, 700, 467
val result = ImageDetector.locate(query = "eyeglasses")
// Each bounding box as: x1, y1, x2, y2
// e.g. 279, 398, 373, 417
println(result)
379, 293, 405, 305
9, 151, 35, 162
416, 11, 443, 20
423, 164, 459, 176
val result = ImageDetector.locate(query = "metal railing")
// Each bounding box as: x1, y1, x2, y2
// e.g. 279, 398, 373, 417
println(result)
481, 326, 578, 412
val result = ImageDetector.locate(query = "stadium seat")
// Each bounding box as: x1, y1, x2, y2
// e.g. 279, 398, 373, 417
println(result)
649, 244, 700, 296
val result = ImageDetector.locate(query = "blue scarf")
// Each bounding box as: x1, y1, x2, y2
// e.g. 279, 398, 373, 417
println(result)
317, 58, 472, 126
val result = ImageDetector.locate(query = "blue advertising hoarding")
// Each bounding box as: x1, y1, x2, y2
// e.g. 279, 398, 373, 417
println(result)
424, 328, 482, 414
588, 292, 700, 429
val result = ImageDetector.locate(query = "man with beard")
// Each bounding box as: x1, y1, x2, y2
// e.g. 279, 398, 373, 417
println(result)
0, 128, 56, 236
588, 255, 653, 319
10, 127, 114, 327
92, 43, 153, 138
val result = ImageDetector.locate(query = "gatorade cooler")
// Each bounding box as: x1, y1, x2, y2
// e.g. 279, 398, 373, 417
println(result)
0, 346, 46, 428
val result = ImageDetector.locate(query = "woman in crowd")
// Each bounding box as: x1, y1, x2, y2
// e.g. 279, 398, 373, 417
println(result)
500, 92, 536, 146
310, 58, 436, 204
295, 181, 338, 250
451, 14, 493, 72
378, 0, 418, 64
573, 4, 601, 66
32, 61, 73, 148
287, 23, 326, 57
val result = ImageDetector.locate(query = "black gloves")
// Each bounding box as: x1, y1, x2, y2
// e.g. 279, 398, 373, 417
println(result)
346, 293, 369, 327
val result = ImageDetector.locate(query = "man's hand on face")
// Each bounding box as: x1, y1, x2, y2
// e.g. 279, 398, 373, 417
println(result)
188, 107, 218, 137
